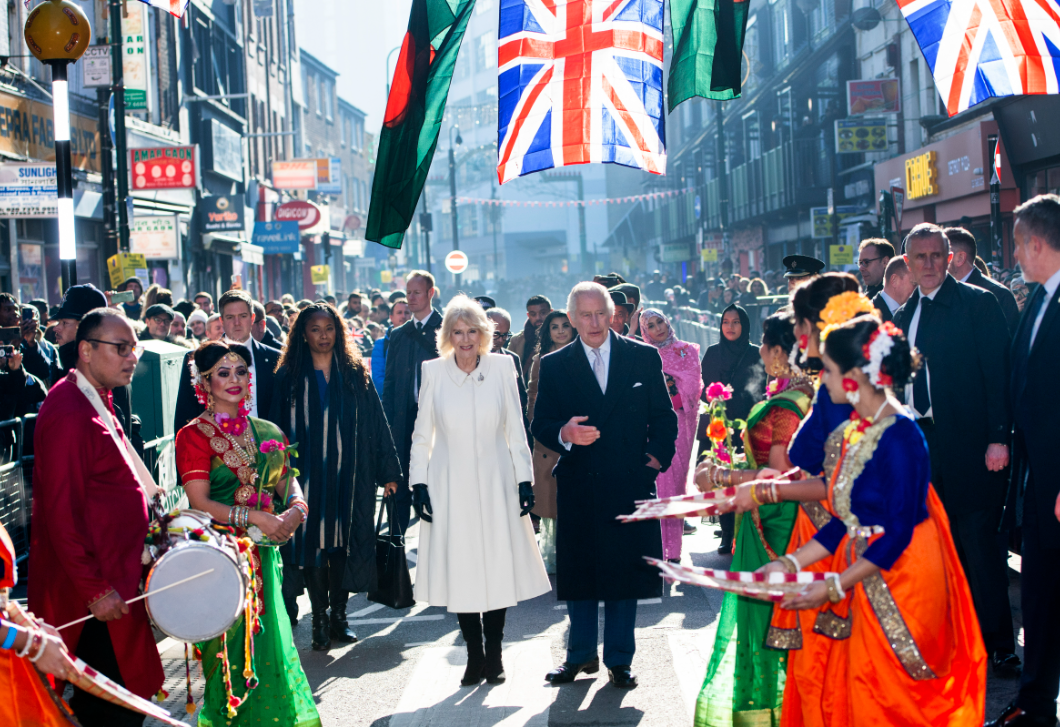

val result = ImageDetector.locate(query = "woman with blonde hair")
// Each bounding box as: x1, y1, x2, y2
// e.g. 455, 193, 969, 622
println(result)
409, 295, 550, 687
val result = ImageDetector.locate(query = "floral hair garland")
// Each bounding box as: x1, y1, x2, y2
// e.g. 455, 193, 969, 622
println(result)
861, 321, 903, 389
818, 291, 876, 340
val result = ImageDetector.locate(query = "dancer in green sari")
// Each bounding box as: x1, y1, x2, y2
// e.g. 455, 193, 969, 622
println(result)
692, 310, 812, 726
175, 340, 321, 727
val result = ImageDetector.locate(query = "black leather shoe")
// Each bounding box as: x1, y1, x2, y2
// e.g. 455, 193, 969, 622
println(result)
310, 612, 331, 651
991, 651, 1022, 678
985, 701, 1058, 726
545, 658, 600, 683
718, 540, 733, 555
329, 612, 357, 644
608, 665, 638, 689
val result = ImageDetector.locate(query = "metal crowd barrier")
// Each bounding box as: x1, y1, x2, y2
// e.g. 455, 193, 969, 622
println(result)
642, 301, 721, 350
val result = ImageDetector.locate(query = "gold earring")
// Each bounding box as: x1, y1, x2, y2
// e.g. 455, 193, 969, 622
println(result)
206, 391, 215, 412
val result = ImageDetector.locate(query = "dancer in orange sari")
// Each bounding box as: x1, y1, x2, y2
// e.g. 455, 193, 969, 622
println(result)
726, 315, 986, 725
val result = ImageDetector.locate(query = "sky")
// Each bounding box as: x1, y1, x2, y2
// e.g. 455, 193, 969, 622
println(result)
293, 0, 414, 133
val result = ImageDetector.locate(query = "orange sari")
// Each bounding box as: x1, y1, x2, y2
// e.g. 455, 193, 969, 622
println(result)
0, 524, 76, 727
773, 417, 986, 726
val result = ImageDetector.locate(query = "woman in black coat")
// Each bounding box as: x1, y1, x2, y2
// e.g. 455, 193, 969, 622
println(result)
270, 302, 402, 651
698, 304, 764, 552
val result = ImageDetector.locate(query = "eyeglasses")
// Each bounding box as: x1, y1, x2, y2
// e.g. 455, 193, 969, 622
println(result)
492, 331, 513, 341
85, 339, 144, 359
857, 257, 882, 267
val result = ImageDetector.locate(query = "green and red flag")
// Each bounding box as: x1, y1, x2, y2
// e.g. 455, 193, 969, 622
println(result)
366, 0, 475, 249
667, 0, 751, 111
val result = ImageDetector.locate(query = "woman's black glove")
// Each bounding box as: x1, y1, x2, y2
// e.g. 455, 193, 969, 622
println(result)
518, 481, 535, 517
412, 484, 433, 523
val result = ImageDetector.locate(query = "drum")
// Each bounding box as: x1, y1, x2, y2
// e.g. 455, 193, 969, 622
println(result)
145, 510, 248, 643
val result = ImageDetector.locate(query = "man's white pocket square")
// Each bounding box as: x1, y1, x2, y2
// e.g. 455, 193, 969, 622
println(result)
633, 382, 642, 388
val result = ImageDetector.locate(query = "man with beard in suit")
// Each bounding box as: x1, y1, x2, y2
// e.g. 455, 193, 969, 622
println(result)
173, 289, 281, 430
986, 195, 1060, 727
893, 223, 1019, 678
383, 270, 443, 535
944, 226, 1020, 336
532, 282, 677, 689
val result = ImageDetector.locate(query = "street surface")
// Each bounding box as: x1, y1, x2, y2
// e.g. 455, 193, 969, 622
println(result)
150, 520, 1030, 726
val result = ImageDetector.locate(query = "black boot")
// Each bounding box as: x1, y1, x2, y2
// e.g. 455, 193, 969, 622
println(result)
304, 566, 331, 651
483, 608, 507, 684
457, 613, 485, 686
329, 589, 356, 643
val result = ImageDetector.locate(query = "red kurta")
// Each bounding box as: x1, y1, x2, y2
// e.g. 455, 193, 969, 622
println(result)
27, 374, 164, 700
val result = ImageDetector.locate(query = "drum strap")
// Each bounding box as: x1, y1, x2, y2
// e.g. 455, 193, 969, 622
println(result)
74, 369, 159, 500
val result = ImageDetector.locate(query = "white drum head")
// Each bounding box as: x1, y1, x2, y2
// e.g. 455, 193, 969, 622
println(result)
146, 543, 245, 642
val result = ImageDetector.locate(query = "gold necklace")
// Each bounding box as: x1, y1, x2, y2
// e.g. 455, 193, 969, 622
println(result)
203, 412, 256, 467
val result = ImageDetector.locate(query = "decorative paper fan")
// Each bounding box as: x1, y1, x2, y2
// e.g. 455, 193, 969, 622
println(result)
647, 558, 839, 603
621, 488, 738, 522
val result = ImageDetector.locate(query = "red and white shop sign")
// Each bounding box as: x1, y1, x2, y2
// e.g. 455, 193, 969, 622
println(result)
275, 200, 323, 230
130, 146, 199, 190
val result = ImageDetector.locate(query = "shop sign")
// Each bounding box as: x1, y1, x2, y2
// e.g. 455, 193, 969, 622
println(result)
275, 200, 323, 230
272, 159, 318, 190
82, 47, 112, 88
811, 206, 860, 238
210, 120, 244, 181
131, 146, 199, 190
659, 241, 692, 263
310, 265, 330, 284
0, 163, 57, 218
316, 158, 343, 195
253, 220, 300, 254
122, 4, 149, 111
905, 151, 939, 199
199, 195, 245, 233
0, 91, 100, 173
835, 118, 888, 154
847, 79, 900, 116
891, 186, 905, 227
129, 215, 180, 259
830, 244, 854, 266
700, 248, 718, 262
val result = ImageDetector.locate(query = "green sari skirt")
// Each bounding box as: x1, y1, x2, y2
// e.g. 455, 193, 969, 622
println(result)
694, 502, 797, 727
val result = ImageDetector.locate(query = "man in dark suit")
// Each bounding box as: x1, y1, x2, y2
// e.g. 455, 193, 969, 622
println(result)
173, 289, 281, 430
382, 270, 443, 535
893, 223, 1019, 677
486, 307, 530, 442
532, 282, 677, 689
857, 238, 895, 299
871, 256, 914, 323
986, 195, 1060, 727
944, 226, 1021, 336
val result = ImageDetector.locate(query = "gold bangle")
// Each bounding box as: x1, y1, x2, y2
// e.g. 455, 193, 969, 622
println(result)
826, 575, 843, 604
750, 483, 763, 506
779, 555, 798, 573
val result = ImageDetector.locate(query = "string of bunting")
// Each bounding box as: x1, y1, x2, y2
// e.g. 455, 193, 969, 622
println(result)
455, 188, 694, 208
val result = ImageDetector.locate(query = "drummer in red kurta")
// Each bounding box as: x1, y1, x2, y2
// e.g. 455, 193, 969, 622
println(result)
28, 309, 164, 727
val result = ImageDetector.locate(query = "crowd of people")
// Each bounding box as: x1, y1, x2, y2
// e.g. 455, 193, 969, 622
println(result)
1, 193, 1060, 727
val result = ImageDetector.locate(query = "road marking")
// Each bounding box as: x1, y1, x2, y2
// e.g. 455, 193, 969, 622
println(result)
349, 602, 387, 618
404, 641, 437, 647
667, 631, 712, 719
156, 636, 179, 655
349, 614, 447, 626
551, 601, 657, 610
389, 640, 555, 726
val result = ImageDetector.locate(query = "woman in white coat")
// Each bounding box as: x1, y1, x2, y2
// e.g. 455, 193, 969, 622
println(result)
408, 295, 551, 687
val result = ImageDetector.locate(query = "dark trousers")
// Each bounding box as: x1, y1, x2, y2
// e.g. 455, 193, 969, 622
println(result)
919, 420, 1015, 654
393, 478, 413, 535
566, 599, 637, 669
304, 548, 349, 617
718, 512, 734, 548
69, 619, 144, 727
1017, 476, 1060, 718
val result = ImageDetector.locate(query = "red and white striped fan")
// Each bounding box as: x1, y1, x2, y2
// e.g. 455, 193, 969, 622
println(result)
620, 488, 738, 522
647, 558, 839, 603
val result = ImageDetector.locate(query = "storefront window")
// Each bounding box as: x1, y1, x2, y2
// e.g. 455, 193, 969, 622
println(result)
1027, 167, 1060, 199
18, 243, 44, 301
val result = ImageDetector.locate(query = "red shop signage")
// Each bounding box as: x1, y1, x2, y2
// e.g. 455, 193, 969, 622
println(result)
130, 145, 200, 191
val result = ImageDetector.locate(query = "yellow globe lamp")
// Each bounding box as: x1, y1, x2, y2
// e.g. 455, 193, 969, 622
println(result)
24, 0, 91, 63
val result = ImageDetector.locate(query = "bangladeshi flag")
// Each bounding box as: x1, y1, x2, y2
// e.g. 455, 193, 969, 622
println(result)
366, 0, 475, 249
667, 0, 750, 111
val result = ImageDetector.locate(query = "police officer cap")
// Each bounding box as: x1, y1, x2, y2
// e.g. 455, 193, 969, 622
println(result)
782, 255, 825, 279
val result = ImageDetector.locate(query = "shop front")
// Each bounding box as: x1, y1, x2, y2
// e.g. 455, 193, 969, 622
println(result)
874, 120, 1019, 265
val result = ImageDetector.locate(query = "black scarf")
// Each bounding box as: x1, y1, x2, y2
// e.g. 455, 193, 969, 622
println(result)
713, 304, 752, 380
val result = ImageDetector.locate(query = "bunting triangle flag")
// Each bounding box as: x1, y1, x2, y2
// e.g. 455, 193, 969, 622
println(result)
366, 0, 476, 249
137, 0, 190, 18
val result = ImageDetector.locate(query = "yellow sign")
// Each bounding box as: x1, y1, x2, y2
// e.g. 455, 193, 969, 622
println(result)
700, 248, 718, 262
905, 151, 939, 199
830, 245, 854, 266
380, 270, 393, 284
0, 90, 100, 172
310, 265, 330, 284
107, 253, 148, 289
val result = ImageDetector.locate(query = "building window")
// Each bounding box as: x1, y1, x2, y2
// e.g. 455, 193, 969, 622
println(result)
303, 68, 311, 108
476, 31, 497, 73
325, 80, 333, 121
315, 75, 322, 116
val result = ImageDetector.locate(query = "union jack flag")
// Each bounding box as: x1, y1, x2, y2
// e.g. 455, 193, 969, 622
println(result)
899, 0, 1060, 116
497, 0, 666, 184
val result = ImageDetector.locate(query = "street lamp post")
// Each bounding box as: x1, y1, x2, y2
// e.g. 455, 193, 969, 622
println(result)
448, 125, 462, 287
24, 0, 90, 292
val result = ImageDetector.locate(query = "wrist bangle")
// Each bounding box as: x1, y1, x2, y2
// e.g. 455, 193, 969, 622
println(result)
29, 633, 48, 662
770, 482, 779, 504
779, 554, 797, 573
826, 574, 845, 604
16, 628, 37, 658
1, 623, 20, 650
786, 552, 802, 572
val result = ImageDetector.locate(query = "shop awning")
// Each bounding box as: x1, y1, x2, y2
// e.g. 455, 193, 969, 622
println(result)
237, 242, 264, 265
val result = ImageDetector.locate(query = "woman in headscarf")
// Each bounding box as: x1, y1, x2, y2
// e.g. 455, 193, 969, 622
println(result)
699, 304, 764, 552
641, 308, 703, 563
270, 302, 402, 651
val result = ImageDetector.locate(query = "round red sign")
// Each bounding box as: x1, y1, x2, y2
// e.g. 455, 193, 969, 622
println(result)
275, 200, 322, 230
444, 250, 468, 274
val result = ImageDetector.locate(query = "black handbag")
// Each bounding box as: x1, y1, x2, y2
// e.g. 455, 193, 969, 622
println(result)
366, 496, 415, 609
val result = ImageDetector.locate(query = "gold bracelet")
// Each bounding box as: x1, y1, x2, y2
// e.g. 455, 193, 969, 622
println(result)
826, 575, 843, 604
725, 469, 734, 487
778, 554, 797, 573
750, 483, 763, 506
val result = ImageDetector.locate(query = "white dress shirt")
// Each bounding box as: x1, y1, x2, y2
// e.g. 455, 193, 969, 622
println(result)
558, 335, 612, 450
904, 286, 941, 417
412, 310, 433, 399
959, 269, 973, 283
222, 337, 259, 418
1030, 265, 1060, 349
879, 290, 900, 316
